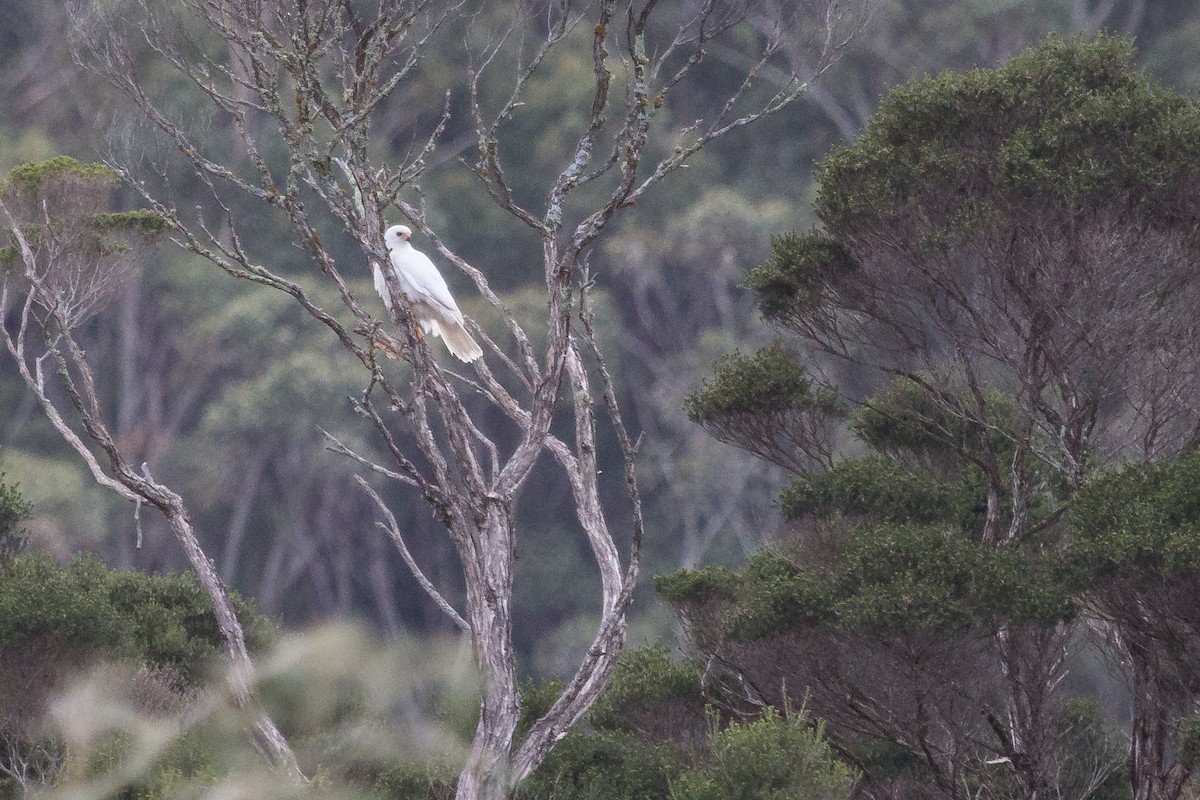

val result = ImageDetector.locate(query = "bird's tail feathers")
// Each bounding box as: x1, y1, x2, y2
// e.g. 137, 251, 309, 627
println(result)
434, 319, 484, 363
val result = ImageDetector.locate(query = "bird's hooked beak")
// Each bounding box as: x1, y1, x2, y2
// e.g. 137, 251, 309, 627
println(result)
400, 230, 411, 241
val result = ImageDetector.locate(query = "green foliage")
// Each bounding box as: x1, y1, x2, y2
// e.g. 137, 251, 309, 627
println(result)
519, 703, 856, 800
671, 365, 1071, 641
672, 708, 857, 800
653, 565, 739, 607
374, 761, 456, 800
517, 731, 688, 800
102, 565, 275, 685
1067, 449, 1200, 584
779, 456, 977, 528
90, 209, 168, 238
0, 555, 126, 650
833, 525, 1068, 632
813, 33, 1200, 239
724, 552, 834, 640
517, 678, 564, 741
1176, 714, 1200, 770
4, 155, 117, 190
660, 524, 1071, 641
588, 646, 704, 739
744, 232, 858, 321
2, 156, 163, 274
683, 342, 844, 472
848, 376, 1018, 472
684, 342, 838, 427
62, 727, 226, 800
833, 524, 985, 631
0, 554, 270, 684
518, 650, 851, 799
0, 477, 31, 563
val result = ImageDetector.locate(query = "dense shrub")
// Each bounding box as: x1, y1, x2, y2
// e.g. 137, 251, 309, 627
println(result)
672, 708, 857, 800
0, 554, 271, 685
0, 548, 272, 794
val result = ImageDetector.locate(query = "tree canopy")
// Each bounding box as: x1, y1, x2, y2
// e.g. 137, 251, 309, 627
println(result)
664, 33, 1200, 800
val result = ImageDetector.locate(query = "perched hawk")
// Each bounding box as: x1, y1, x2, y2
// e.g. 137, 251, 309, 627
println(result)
375, 224, 483, 363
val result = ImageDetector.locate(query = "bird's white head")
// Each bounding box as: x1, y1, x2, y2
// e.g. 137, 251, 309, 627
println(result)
384, 224, 413, 248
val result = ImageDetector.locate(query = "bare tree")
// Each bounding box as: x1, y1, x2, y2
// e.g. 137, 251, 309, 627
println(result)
70, 1, 870, 797
0, 163, 302, 778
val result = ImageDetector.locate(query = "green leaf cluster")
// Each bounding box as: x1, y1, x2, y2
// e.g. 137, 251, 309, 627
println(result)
661, 525, 1069, 641
512, 662, 689, 800
375, 761, 456, 799
1, 157, 165, 275
779, 456, 979, 528
516, 678, 565, 741
742, 34, 1200, 334
0, 554, 272, 685
813, 33, 1200, 238
1067, 448, 1200, 584
671, 369, 1069, 639
516, 731, 688, 800
0, 555, 127, 651
833, 524, 1069, 631
743, 232, 858, 323
672, 708, 856, 800
519, 700, 854, 800
848, 377, 1018, 471
588, 645, 705, 740
684, 342, 838, 427
653, 565, 739, 607
4, 155, 118, 190
90, 209, 168, 238
0, 477, 31, 563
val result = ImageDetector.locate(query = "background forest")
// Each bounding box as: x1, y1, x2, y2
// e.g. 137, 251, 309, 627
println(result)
4, 1, 1200, 799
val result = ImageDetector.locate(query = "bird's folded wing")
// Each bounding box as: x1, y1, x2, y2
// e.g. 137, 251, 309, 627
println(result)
372, 264, 394, 313
398, 251, 465, 322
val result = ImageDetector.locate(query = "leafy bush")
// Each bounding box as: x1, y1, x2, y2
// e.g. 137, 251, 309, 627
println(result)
743, 232, 858, 320
684, 343, 835, 425
672, 707, 856, 800
0, 553, 273, 793
588, 646, 705, 745
517, 731, 688, 800
375, 761, 456, 800
516, 678, 565, 741
0, 477, 31, 564
653, 566, 738, 607
0, 554, 271, 685
659, 524, 1071, 645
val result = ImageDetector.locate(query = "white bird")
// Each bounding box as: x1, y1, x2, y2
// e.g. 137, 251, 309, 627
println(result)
375, 224, 483, 363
